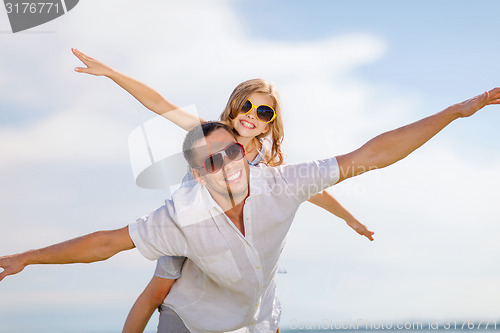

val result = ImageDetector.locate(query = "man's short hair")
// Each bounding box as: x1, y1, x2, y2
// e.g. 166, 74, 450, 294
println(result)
183, 121, 236, 168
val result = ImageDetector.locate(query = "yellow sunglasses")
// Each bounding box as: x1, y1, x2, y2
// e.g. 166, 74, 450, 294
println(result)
238, 100, 276, 123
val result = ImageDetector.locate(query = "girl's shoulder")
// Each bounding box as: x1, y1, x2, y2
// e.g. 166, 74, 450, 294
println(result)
260, 136, 272, 154
248, 137, 272, 166
257, 136, 276, 166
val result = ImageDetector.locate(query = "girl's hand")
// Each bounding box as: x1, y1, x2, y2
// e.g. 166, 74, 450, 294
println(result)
346, 218, 375, 241
72, 48, 113, 77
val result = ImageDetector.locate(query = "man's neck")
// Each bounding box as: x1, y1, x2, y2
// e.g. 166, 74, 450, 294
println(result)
207, 189, 248, 236
224, 200, 245, 236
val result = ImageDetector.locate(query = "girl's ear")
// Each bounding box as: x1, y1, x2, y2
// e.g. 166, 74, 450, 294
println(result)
260, 124, 270, 135
191, 168, 206, 185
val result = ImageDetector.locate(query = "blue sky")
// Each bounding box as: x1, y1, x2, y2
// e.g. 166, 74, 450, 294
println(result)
0, 1, 499, 332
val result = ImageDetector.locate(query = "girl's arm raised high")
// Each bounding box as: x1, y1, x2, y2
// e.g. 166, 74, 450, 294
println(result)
72, 48, 205, 131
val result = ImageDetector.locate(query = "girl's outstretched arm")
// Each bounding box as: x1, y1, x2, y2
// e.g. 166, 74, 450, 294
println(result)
122, 276, 176, 333
308, 191, 374, 241
72, 48, 205, 131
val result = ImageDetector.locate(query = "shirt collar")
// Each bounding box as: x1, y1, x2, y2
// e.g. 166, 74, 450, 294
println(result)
173, 182, 220, 227
173, 166, 272, 227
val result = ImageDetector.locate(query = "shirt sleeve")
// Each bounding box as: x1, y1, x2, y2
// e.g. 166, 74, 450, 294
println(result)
128, 202, 187, 261
277, 157, 340, 202
154, 255, 187, 279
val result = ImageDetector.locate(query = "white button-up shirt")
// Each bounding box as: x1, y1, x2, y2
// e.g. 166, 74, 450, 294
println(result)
129, 157, 340, 332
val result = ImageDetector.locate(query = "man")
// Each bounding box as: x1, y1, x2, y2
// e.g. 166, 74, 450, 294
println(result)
1, 88, 499, 332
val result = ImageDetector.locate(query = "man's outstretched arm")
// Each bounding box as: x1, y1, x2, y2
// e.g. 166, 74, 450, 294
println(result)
336, 88, 500, 182
0, 226, 135, 282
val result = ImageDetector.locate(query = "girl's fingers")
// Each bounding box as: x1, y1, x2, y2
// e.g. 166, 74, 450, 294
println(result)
74, 67, 88, 73
72, 48, 93, 63
72, 50, 88, 63
72, 48, 84, 57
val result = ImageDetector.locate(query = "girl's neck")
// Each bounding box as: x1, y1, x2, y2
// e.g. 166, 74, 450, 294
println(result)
236, 135, 256, 151
237, 135, 260, 161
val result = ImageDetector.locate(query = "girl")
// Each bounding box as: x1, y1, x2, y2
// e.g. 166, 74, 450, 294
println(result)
72, 48, 374, 332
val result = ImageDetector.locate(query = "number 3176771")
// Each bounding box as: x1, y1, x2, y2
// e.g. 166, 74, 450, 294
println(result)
5, 2, 60, 14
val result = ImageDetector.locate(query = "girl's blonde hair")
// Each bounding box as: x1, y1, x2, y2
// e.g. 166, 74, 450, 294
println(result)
218, 79, 284, 166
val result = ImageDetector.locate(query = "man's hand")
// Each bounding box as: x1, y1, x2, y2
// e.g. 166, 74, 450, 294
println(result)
72, 48, 113, 76
454, 87, 500, 118
0, 254, 26, 282
346, 218, 375, 241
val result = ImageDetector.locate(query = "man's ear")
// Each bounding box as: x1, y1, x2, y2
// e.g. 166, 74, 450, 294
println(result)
191, 168, 206, 185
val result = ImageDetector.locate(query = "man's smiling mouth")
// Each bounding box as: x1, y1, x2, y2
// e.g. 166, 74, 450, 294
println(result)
225, 170, 242, 182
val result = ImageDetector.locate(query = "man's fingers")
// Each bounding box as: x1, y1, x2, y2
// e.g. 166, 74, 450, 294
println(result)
0, 257, 24, 281
0, 265, 8, 282
487, 87, 500, 97
485, 87, 500, 104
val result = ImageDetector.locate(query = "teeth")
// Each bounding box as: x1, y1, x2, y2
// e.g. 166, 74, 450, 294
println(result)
226, 170, 241, 181
241, 120, 255, 129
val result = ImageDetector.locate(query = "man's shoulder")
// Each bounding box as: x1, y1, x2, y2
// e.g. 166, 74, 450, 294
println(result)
170, 182, 218, 226
248, 163, 287, 196
250, 157, 338, 174
249, 163, 283, 179
171, 181, 200, 199
250, 157, 340, 187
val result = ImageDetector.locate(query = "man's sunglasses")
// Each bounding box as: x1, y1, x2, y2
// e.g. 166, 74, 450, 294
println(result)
193, 143, 246, 174
239, 100, 276, 123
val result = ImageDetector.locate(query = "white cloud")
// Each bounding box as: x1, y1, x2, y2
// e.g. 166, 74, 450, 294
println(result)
0, 107, 132, 165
